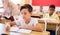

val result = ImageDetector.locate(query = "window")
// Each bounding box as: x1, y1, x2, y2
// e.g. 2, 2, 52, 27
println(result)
0, 0, 4, 12
11, 0, 21, 4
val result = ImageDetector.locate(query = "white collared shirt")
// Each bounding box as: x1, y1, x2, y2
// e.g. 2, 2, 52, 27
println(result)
15, 16, 38, 26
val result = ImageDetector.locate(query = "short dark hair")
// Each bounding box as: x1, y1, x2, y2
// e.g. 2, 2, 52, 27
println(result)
49, 5, 55, 9
20, 4, 33, 13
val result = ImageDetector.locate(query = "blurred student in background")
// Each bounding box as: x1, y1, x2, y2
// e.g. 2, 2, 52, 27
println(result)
44, 5, 59, 20
33, 6, 44, 15
46, 5, 59, 35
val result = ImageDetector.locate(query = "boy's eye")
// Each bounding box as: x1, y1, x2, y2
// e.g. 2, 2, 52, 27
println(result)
21, 12, 27, 15
24, 12, 27, 15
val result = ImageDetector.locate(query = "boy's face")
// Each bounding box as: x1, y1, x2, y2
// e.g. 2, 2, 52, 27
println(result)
49, 8, 55, 14
20, 8, 32, 20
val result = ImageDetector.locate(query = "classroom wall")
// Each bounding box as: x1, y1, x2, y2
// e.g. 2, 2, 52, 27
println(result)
0, 0, 60, 13
33, 6, 60, 12
0, 0, 4, 12
7, 0, 60, 12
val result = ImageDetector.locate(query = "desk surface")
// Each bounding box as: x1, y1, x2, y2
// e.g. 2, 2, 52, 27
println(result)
6, 31, 50, 35
31, 14, 43, 18
38, 19, 60, 25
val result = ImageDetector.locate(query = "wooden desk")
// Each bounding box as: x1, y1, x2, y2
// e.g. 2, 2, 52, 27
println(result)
31, 14, 43, 18
38, 19, 60, 35
0, 19, 50, 35
6, 31, 50, 35
0, 19, 5, 23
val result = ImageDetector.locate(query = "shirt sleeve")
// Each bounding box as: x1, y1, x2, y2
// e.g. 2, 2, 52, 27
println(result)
15, 19, 21, 26
33, 18, 38, 26
56, 14, 59, 20
15, 16, 22, 26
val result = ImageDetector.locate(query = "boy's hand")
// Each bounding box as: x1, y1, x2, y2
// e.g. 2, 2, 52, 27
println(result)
6, 26, 10, 31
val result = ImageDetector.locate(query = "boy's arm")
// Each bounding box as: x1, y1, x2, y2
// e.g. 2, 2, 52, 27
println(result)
19, 23, 44, 32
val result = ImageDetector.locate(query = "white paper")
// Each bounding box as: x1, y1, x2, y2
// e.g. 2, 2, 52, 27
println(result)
40, 18, 56, 20
0, 23, 6, 34
17, 29, 32, 33
10, 27, 19, 32
10, 27, 32, 33
10, 32, 21, 35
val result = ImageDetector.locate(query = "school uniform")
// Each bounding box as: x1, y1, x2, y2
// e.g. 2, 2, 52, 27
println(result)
15, 16, 38, 28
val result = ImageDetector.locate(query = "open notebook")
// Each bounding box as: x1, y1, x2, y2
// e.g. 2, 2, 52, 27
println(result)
10, 32, 21, 35
10, 27, 32, 33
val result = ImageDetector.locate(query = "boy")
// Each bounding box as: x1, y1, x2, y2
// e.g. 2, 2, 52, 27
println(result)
10, 4, 43, 32
46, 5, 59, 35
45, 5, 59, 20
